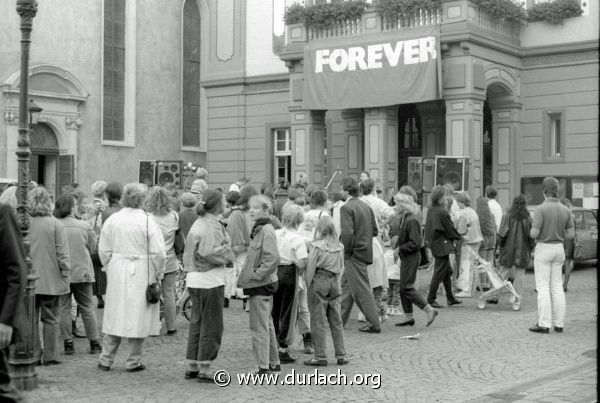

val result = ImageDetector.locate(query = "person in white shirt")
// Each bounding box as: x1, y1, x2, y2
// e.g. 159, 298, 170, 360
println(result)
272, 205, 308, 363
331, 192, 347, 237
486, 185, 503, 235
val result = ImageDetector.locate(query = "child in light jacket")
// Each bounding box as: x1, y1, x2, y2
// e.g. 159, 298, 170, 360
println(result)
304, 215, 349, 367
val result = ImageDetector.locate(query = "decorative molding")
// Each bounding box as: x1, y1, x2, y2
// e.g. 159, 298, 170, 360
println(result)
216, 0, 235, 62
523, 50, 599, 67
4, 111, 17, 124
2, 64, 89, 100
65, 116, 82, 130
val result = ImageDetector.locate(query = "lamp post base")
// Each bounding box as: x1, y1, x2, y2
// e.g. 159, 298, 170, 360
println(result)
7, 358, 38, 391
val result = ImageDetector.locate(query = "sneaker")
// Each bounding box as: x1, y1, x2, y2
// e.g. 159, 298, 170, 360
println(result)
269, 364, 281, 372
380, 314, 389, 322
386, 307, 392, 315
554, 326, 564, 333
454, 291, 471, 298
447, 299, 463, 306
249, 368, 270, 375
429, 301, 443, 309
390, 307, 403, 316
303, 333, 314, 354
126, 363, 146, 372
278, 350, 296, 363
97, 362, 110, 371
64, 340, 75, 355
357, 312, 366, 322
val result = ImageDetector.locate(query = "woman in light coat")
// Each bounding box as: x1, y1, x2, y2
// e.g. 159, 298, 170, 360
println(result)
454, 191, 484, 297
98, 183, 166, 372
145, 186, 179, 335
28, 187, 71, 365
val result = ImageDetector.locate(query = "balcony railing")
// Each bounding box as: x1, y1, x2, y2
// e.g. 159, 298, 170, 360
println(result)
285, 1, 521, 47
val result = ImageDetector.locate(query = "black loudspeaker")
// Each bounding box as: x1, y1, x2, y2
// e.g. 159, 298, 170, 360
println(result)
435, 156, 470, 191
422, 158, 435, 192
139, 161, 156, 187
407, 157, 423, 192
156, 160, 182, 188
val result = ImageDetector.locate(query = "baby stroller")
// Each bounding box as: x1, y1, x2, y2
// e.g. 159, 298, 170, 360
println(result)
463, 245, 521, 311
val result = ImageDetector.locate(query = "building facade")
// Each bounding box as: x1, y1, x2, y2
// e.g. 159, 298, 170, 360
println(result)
0, 0, 597, 210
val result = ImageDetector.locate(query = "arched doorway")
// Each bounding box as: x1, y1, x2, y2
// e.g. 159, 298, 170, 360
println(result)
30, 123, 73, 198
398, 104, 422, 187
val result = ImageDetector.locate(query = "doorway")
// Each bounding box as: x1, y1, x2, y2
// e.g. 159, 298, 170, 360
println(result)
398, 104, 423, 189
483, 100, 492, 189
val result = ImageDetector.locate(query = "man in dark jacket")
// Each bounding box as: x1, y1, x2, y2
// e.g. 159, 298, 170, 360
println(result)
0, 203, 27, 402
339, 177, 381, 333
424, 186, 463, 308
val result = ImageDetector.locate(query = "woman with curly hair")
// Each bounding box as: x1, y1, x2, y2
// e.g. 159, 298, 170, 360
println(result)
145, 186, 179, 335
496, 194, 534, 304
29, 187, 71, 365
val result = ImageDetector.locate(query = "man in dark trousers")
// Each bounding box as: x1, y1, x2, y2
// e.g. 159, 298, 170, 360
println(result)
0, 203, 27, 402
339, 177, 381, 333
424, 186, 463, 308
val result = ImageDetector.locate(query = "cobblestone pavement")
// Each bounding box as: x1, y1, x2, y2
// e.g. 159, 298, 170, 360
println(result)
23, 263, 597, 402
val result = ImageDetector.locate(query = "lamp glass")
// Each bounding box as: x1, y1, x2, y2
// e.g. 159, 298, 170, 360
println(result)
28, 100, 43, 125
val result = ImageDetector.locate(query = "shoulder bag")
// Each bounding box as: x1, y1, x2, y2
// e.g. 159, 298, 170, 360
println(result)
173, 211, 185, 257
145, 213, 162, 304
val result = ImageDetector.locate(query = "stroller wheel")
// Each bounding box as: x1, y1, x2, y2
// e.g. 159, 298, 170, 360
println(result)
512, 301, 521, 311
477, 300, 486, 310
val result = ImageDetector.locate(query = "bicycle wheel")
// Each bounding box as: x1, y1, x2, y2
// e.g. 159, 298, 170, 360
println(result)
182, 295, 192, 321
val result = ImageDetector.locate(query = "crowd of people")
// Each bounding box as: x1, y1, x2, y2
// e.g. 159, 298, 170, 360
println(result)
0, 170, 575, 392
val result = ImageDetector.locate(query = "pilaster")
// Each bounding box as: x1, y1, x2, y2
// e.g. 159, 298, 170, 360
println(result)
491, 105, 521, 209
363, 107, 398, 193
444, 96, 485, 199
290, 109, 326, 186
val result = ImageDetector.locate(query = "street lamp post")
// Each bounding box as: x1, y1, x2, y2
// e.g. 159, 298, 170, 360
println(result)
9, 0, 39, 391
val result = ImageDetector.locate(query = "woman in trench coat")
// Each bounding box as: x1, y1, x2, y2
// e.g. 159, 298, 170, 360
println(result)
97, 183, 166, 372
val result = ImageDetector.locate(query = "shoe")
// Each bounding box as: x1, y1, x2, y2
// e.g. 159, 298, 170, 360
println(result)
554, 326, 564, 333
249, 368, 270, 375
391, 308, 403, 316
386, 307, 392, 315
197, 372, 215, 383
357, 312, 366, 322
304, 358, 327, 366
90, 340, 102, 354
563, 287, 568, 293
97, 363, 110, 371
486, 298, 499, 304
394, 319, 415, 327
337, 357, 350, 365
269, 364, 281, 372
429, 301, 443, 309
529, 324, 550, 334
426, 308, 439, 327
303, 333, 314, 354
358, 325, 381, 333
43, 360, 62, 366
380, 314, 389, 322
167, 330, 177, 336
278, 350, 296, 363
454, 292, 471, 298
72, 321, 86, 338
224, 297, 230, 308
64, 340, 75, 355
184, 370, 199, 379
447, 299, 463, 306
126, 363, 146, 372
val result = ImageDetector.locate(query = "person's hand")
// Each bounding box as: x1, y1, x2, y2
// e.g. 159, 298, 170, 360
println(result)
0, 323, 13, 349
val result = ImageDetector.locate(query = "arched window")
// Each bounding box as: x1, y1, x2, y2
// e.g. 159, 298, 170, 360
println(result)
182, 0, 201, 147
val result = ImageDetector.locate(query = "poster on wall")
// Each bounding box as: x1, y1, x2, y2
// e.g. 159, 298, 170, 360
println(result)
303, 25, 442, 110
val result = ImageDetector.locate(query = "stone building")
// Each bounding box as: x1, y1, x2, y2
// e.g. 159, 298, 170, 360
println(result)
0, 0, 597, 209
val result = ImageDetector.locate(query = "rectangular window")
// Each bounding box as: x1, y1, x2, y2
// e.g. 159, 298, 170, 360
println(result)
549, 115, 561, 157
273, 128, 291, 185
542, 110, 565, 162
103, 0, 125, 142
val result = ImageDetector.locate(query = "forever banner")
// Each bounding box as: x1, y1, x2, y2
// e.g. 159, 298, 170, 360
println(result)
302, 26, 442, 110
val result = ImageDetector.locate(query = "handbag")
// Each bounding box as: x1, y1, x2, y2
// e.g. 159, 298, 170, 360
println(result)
173, 212, 185, 256
145, 214, 162, 304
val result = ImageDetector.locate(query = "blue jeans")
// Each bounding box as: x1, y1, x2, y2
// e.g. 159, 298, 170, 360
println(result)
308, 272, 346, 360
162, 271, 177, 332
59, 282, 99, 341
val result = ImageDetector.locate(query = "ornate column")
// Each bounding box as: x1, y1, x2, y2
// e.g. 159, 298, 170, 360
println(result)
363, 107, 398, 193
444, 96, 485, 199
9, 0, 39, 390
416, 101, 445, 158
341, 109, 364, 181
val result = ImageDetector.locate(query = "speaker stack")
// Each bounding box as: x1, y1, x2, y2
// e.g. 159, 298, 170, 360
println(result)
138, 160, 183, 188
434, 156, 470, 191
407, 157, 423, 192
